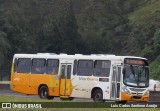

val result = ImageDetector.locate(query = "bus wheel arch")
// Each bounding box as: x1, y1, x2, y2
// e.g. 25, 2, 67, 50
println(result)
91, 87, 104, 102
38, 84, 54, 100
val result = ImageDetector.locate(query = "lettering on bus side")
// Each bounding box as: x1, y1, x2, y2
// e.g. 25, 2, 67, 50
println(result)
79, 77, 98, 81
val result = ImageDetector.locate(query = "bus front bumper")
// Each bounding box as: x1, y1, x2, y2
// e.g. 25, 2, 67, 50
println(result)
121, 92, 149, 101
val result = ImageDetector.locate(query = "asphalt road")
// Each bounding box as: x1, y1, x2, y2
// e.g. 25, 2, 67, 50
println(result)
0, 84, 94, 102
0, 89, 40, 99
0, 84, 160, 102
0, 89, 96, 102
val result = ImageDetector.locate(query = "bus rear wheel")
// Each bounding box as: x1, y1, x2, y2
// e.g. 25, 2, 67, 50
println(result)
38, 86, 54, 100
93, 89, 103, 102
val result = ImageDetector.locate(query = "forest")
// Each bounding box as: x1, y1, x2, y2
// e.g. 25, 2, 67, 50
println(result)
0, 0, 160, 80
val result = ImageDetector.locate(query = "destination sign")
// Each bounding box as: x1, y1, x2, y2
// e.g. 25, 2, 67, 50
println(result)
124, 58, 146, 65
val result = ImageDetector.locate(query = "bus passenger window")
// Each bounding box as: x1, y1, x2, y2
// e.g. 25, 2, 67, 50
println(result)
31, 59, 46, 74
77, 60, 93, 76
73, 60, 77, 75
46, 59, 59, 74
67, 65, 71, 79
16, 58, 31, 73
61, 65, 66, 79
94, 60, 111, 77
14, 58, 18, 72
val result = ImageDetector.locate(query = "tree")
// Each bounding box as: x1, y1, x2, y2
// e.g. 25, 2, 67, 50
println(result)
0, 31, 10, 65
154, 29, 160, 53
42, 0, 83, 54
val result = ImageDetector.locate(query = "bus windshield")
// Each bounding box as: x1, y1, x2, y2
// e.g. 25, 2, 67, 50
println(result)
123, 65, 149, 87
123, 58, 149, 87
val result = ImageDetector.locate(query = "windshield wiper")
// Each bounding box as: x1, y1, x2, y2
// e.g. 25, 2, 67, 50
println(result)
130, 65, 139, 87
130, 65, 135, 78
137, 66, 145, 86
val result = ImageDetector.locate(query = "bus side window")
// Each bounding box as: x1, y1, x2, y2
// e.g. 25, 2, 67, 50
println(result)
77, 60, 93, 76
67, 65, 71, 79
46, 59, 59, 74
73, 60, 77, 75
16, 58, 31, 73
94, 60, 111, 77
14, 58, 18, 72
31, 59, 46, 74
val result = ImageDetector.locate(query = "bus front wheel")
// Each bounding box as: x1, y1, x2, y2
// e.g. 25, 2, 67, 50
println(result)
93, 89, 103, 102
38, 85, 54, 100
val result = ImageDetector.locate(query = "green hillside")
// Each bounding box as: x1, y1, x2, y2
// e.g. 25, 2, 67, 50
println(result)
129, 0, 160, 80
129, 0, 160, 27
0, 0, 159, 80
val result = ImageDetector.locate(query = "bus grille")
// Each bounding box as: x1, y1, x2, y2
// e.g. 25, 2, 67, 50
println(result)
129, 88, 145, 92
131, 93, 143, 95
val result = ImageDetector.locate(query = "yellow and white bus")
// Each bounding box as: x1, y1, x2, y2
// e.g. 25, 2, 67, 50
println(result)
11, 53, 149, 102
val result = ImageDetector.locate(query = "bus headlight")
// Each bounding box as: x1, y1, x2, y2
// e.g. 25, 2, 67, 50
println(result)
144, 90, 149, 96
122, 86, 130, 94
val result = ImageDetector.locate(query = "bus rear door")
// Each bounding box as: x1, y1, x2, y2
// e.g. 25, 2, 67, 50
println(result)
60, 63, 72, 97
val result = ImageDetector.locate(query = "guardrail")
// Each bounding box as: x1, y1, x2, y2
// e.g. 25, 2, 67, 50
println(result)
150, 91, 160, 101
0, 81, 10, 90
0, 81, 10, 84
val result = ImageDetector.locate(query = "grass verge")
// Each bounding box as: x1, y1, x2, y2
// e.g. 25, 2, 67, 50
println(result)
0, 95, 160, 111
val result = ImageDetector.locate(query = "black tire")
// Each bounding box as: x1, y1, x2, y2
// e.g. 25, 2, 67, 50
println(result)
93, 89, 103, 102
38, 86, 54, 100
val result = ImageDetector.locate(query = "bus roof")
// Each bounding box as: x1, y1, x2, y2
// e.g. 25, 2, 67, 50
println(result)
13, 53, 147, 61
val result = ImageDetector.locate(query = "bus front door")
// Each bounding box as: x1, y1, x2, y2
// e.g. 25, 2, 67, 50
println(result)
60, 64, 72, 97
111, 65, 121, 100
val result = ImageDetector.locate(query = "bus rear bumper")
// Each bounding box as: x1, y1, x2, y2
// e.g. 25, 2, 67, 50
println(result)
121, 92, 149, 102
